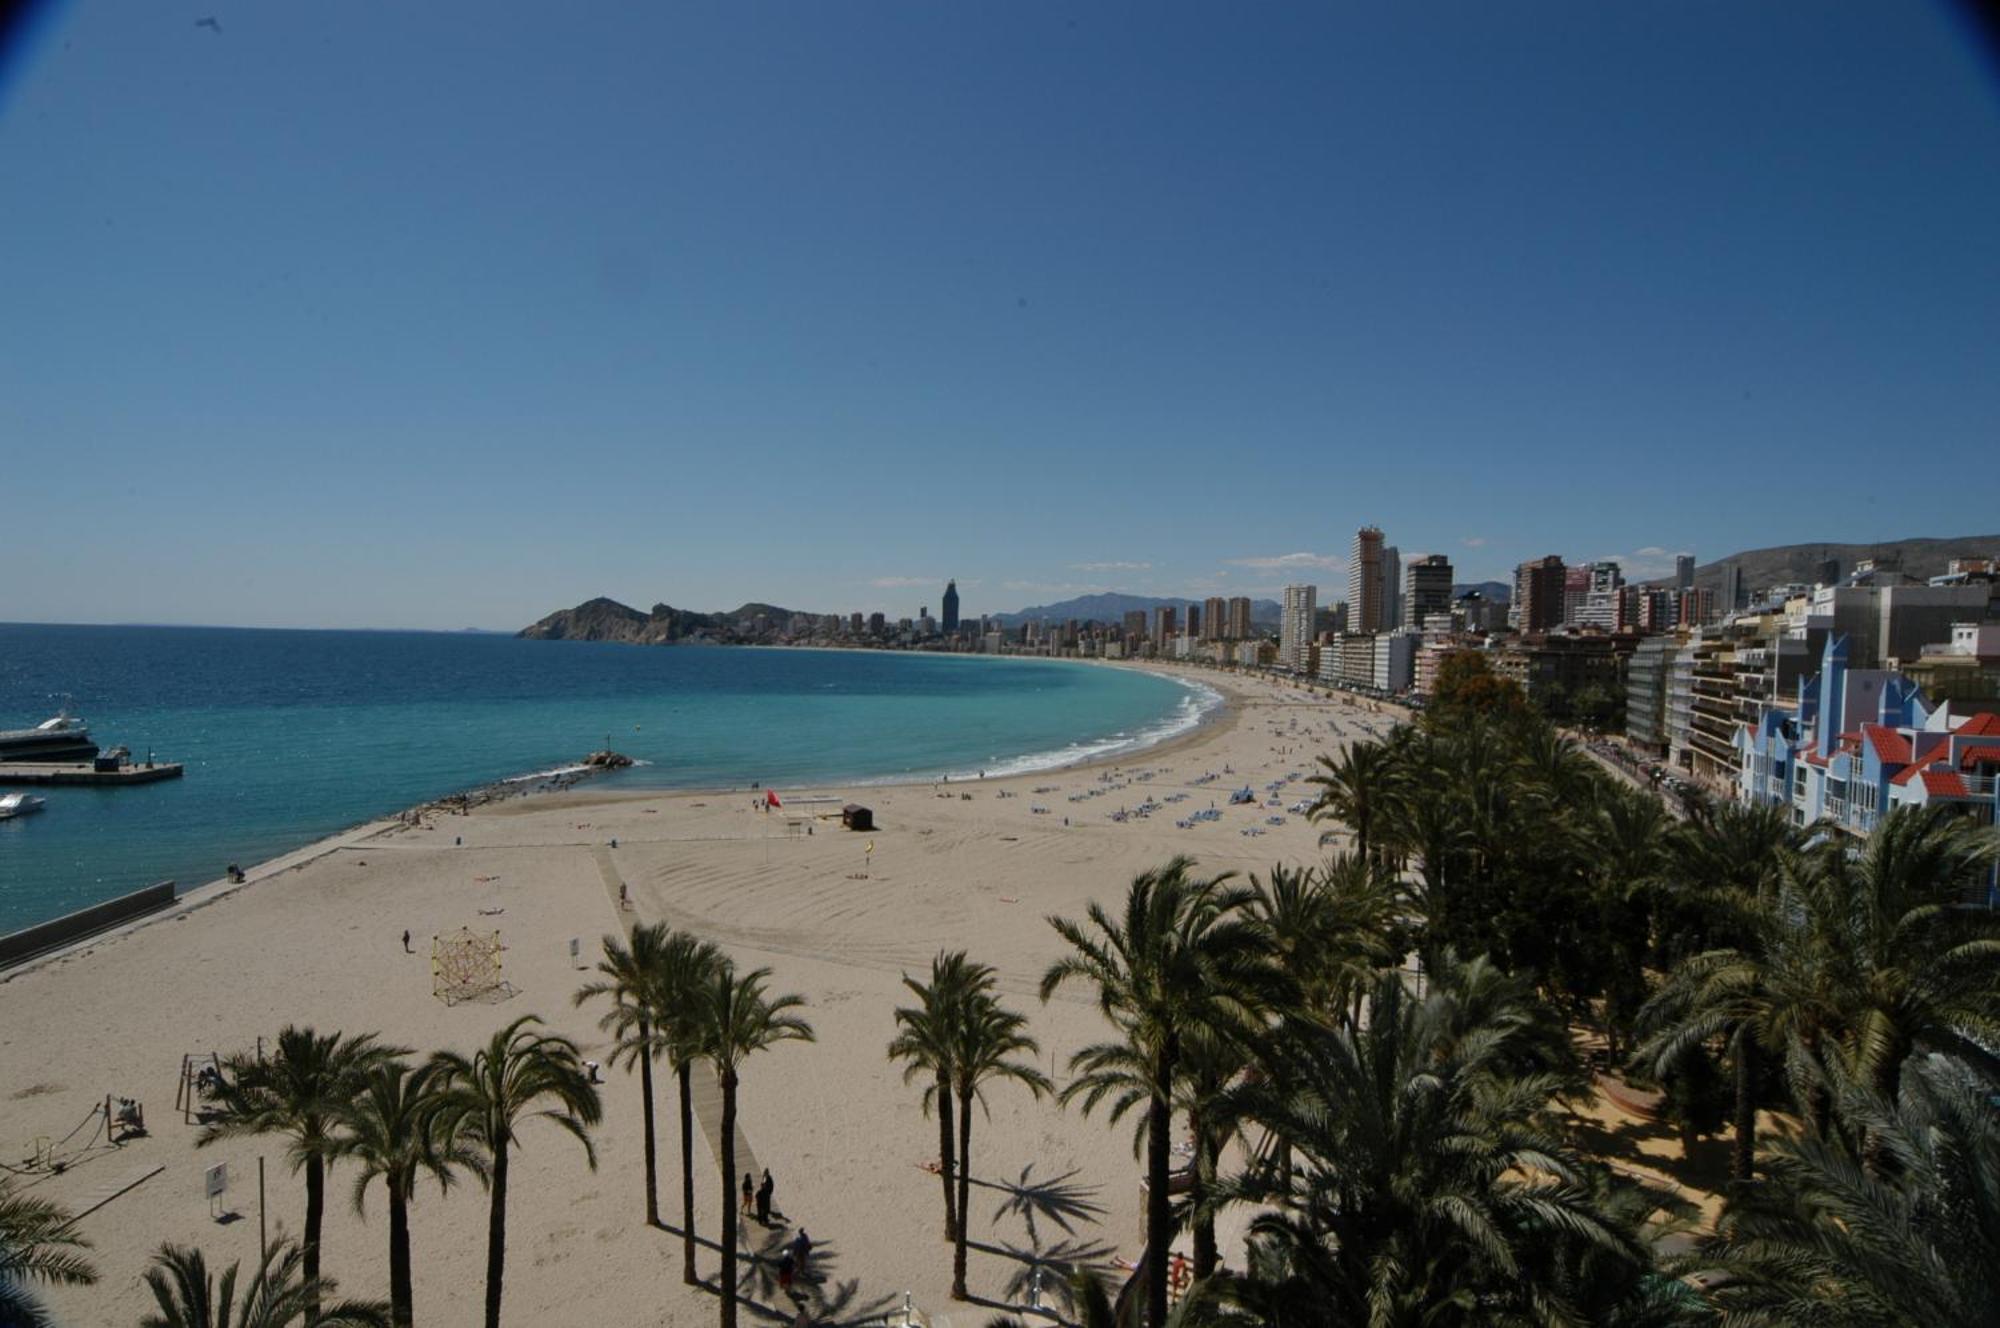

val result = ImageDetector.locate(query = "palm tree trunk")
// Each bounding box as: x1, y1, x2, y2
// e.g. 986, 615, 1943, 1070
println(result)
640, 1020, 660, 1227
304, 1153, 326, 1320
951, 1087, 973, 1299
484, 1145, 509, 1328
1731, 1034, 1758, 1184
937, 1069, 957, 1242
388, 1183, 414, 1328
679, 1061, 699, 1286
1190, 1104, 1216, 1280
1145, 1040, 1176, 1328
719, 1070, 739, 1328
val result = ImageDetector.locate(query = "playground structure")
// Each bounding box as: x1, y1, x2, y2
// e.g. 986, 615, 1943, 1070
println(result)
174, 1051, 225, 1124
432, 927, 515, 1005
2, 1092, 145, 1181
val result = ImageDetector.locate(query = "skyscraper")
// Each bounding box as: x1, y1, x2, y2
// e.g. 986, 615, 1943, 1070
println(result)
1226, 596, 1253, 641
1513, 555, 1567, 633
1720, 562, 1744, 613
1281, 584, 1317, 672
1349, 527, 1385, 634
1185, 604, 1200, 639
1674, 554, 1696, 592
1153, 605, 1177, 646
942, 579, 961, 634
1404, 554, 1454, 626
1203, 595, 1227, 641
1379, 545, 1401, 631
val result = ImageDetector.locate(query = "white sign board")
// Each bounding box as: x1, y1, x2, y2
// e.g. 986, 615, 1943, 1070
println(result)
569, 937, 581, 963
205, 1162, 228, 1199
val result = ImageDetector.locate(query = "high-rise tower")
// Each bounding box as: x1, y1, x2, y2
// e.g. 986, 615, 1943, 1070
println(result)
1349, 527, 1385, 634
942, 579, 961, 634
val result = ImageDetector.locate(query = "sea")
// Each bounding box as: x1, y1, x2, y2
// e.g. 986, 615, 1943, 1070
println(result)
0, 624, 1217, 934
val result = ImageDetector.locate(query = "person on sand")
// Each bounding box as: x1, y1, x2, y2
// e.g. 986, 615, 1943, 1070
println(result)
402, 929, 411, 953
756, 1169, 774, 1224
742, 1172, 755, 1216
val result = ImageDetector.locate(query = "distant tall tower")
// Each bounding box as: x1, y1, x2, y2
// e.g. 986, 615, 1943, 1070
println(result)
1512, 555, 1567, 633
1349, 527, 1385, 634
1720, 562, 1744, 613
1226, 596, 1253, 641
1185, 604, 1200, 639
1379, 545, 1401, 631
942, 580, 961, 634
1281, 584, 1317, 672
1203, 595, 1227, 641
1674, 554, 1695, 592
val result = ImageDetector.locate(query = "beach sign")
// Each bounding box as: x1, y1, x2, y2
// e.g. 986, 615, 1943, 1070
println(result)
205, 1162, 228, 1199
569, 937, 581, 966
865, 839, 875, 856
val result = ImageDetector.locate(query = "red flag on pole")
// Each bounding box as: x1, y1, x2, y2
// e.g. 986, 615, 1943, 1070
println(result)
766, 789, 782, 809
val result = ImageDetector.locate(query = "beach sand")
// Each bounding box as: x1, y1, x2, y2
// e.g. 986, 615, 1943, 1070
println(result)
1, 666, 1405, 1326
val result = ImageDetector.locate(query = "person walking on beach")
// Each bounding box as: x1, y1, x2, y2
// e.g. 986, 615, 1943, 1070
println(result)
741, 1172, 755, 1217
756, 1169, 774, 1224
401, 929, 411, 953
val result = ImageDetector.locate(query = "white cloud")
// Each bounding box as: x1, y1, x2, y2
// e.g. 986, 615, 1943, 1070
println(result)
1460, 536, 1488, 548
1225, 551, 1346, 573
1071, 560, 1151, 572
1001, 579, 1108, 596
869, 576, 937, 589
1634, 546, 1668, 558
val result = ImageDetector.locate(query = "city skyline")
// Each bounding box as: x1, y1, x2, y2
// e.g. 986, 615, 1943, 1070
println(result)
5, 5, 1998, 630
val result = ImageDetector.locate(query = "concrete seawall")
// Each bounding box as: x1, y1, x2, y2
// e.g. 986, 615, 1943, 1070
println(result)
0, 882, 177, 969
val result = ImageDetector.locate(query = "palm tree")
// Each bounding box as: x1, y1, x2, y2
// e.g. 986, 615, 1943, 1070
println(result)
139, 1240, 388, 1328
693, 961, 814, 1328
655, 931, 726, 1286
332, 1059, 472, 1327
199, 1027, 398, 1316
1305, 739, 1397, 862
888, 950, 990, 1244
0, 1176, 95, 1328
1697, 1053, 2000, 1326
1198, 957, 1647, 1326
948, 989, 1051, 1300
1040, 857, 1272, 1328
574, 921, 674, 1226
1246, 855, 1398, 1025
431, 1015, 602, 1328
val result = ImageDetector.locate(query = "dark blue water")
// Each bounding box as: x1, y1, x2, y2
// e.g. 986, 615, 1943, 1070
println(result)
0, 625, 1213, 933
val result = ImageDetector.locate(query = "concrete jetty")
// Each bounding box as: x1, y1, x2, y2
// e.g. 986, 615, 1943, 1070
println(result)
0, 762, 184, 787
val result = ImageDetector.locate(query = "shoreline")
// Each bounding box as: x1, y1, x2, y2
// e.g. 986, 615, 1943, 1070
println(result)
1, 662, 1243, 979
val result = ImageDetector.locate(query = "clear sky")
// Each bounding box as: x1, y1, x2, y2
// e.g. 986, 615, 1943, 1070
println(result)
3, 2, 1996, 629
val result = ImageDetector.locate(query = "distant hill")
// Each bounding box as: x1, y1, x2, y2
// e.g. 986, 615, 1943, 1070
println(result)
989, 592, 1281, 628
1644, 535, 2000, 595
519, 597, 806, 645
1453, 581, 1511, 603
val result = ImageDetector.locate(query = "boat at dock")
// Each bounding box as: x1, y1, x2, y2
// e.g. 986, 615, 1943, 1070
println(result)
0, 713, 99, 764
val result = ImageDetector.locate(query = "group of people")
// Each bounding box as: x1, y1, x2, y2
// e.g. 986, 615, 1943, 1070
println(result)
740, 1168, 813, 1295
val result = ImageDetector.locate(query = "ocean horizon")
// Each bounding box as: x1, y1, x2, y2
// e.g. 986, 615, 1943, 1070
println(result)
0, 624, 1217, 935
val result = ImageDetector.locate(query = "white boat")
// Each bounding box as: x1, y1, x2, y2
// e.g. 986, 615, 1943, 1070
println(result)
0, 792, 48, 820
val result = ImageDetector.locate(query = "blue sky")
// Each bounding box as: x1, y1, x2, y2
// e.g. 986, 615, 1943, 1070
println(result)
3, 2, 1996, 629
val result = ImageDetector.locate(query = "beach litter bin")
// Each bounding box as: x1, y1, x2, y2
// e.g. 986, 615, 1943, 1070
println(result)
841, 804, 874, 832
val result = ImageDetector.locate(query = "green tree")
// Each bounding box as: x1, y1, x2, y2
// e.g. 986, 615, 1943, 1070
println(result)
431, 1016, 602, 1328
887, 950, 989, 1244
0, 1176, 95, 1328
332, 1059, 472, 1327
139, 1240, 388, 1328
1040, 857, 1270, 1328
948, 988, 1051, 1300
1698, 1055, 1999, 1327
656, 932, 727, 1286
1198, 956, 1649, 1327
574, 921, 675, 1227
200, 1027, 399, 1316
1428, 649, 1528, 720
693, 961, 814, 1328
1306, 740, 1398, 862
1247, 855, 1399, 1025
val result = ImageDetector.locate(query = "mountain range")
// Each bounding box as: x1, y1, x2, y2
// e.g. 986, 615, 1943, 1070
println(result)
1644, 534, 2000, 595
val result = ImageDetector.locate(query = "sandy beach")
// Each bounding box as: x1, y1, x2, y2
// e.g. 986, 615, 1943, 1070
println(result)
1, 665, 1404, 1326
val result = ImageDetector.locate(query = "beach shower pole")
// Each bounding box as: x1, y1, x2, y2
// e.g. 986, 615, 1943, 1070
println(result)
258, 1157, 267, 1266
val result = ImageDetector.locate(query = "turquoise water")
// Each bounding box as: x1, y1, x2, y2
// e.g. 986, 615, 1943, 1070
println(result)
0, 625, 1215, 933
